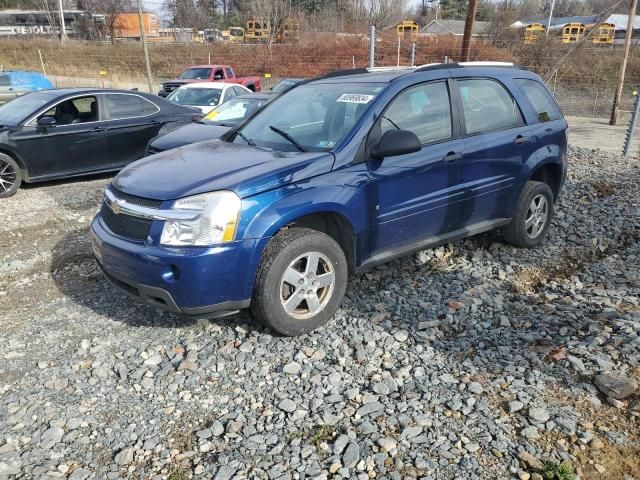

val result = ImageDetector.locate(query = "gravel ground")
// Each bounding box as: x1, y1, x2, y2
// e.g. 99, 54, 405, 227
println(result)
1, 145, 639, 480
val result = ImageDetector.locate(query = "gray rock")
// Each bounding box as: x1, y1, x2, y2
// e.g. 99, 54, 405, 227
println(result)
40, 427, 64, 449
114, 447, 134, 466
214, 465, 236, 480
278, 398, 297, 413
594, 374, 638, 399
528, 407, 550, 423
468, 382, 483, 395
521, 426, 539, 439
509, 401, 524, 413
342, 442, 360, 469
210, 420, 224, 437
283, 362, 301, 375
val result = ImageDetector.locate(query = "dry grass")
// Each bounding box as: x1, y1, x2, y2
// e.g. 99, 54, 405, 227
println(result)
588, 180, 617, 199
0, 36, 510, 84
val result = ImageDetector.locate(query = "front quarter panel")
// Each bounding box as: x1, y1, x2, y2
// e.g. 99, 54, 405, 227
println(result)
239, 163, 371, 264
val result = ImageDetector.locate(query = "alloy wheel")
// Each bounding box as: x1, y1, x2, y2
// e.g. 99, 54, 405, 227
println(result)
0, 158, 17, 195
525, 194, 549, 239
280, 251, 335, 320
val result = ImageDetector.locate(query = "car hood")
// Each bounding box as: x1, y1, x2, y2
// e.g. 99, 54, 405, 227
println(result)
149, 123, 231, 151
113, 140, 335, 201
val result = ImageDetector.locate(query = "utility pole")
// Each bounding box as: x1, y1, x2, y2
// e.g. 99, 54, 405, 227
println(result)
461, 0, 478, 61
57, 0, 67, 42
610, 0, 638, 125
546, 0, 556, 36
369, 25, 375, 68
136, 0, 154, 94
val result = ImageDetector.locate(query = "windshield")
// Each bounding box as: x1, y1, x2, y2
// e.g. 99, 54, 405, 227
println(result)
203, 96, 268, 126
235, 82, 382, 152
168, 87, 222, 106
272, 79, 301, 92
179, 68, 212, 80
0, 91, 56, 125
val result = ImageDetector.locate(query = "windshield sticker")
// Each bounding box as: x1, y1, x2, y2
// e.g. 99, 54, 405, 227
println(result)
316, 140, 336, 148
337, 94, 375, 104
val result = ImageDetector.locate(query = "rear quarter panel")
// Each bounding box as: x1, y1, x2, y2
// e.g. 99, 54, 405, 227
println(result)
507, 73, 568, 201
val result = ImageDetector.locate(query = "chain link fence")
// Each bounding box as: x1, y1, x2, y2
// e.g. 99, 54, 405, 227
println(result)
1, 35, 638, 122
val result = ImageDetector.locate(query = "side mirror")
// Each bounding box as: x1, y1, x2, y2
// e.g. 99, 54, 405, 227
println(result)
371, 129, 421, 159
37, 116, 57, 128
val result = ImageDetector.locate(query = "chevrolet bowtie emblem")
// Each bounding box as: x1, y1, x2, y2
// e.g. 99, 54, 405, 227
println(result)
110, 199, 124, 215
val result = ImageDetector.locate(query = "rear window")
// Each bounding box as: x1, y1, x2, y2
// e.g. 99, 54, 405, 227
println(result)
105, 94, 158, 119
516, 79, 562, 122
0, 75, 10, 87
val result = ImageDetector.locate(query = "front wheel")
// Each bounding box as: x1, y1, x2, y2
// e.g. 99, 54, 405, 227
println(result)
502, 180, 554, 248
252, 227, 348, 336
0, 153, 21, 199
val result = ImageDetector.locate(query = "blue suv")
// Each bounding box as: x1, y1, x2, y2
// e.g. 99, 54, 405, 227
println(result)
91, 62, 567, 335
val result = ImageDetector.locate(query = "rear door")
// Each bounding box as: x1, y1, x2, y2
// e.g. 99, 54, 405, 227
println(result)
102, 93, 163, 166
368, 79, 467, 253
450, 75, 536, 225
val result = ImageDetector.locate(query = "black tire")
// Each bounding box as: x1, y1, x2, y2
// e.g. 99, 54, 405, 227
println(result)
0, 153, 21, 199
502, 180, 554, 248
252, 227, 348, 336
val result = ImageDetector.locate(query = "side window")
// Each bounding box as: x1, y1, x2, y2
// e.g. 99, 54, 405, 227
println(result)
105, 94, 158, 120
0, 75, 11, 87
456, 79, 519, 135
39, 95, 98, 125
223, 88, 236, 102
225, 68, 234, 78
381, 81, 452, 144
213, 69, 224, 80
515, 78, 561, 122
233, 86, 247, 96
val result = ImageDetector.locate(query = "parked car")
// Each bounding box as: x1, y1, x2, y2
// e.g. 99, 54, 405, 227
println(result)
166, 82, 251, 114
91, 62, 568, 335
0, 70, 53, 105
158, 65, 262, 97
147, 93, 272, 155
270, 78, 304, 93
0, 88, 197, 198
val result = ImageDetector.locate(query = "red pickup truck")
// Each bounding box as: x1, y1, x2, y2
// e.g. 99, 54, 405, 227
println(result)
158, 65, 262, 97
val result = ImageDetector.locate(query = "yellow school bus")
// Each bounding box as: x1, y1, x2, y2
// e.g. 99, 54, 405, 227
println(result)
246, 17, 269, 42
561, 23, 585, 43
397, 20, 419, 41
524, 23, 546, 44
591, 22, 614, 44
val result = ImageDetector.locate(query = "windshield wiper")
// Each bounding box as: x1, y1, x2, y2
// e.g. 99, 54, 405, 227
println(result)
235, 130, 255, 146
269, 125, 306, 152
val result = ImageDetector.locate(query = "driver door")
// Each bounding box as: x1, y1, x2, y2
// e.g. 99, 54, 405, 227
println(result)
10, 95, 109, 179
368, 80, 467, 253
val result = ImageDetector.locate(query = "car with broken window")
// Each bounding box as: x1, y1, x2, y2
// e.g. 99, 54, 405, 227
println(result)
0, 88, 197, 198
91, 62, 568, 335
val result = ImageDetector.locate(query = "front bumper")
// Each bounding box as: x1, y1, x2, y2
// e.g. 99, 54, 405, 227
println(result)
91, 216, 266, 317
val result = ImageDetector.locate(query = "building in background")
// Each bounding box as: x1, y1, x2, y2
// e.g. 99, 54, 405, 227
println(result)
0, 9, 104, 37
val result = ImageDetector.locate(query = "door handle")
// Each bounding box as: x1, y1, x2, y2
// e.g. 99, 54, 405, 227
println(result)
514, 135, 528, 145
443, 151, 463, 162
89, 127, 105, 133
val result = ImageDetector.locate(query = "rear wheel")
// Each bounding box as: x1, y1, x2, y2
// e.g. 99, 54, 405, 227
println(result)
0, 153, 21, 199
252, 228, 348, 336
502, 180, 554, 248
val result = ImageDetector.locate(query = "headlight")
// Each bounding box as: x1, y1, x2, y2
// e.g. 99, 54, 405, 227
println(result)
160, 191, 240, 246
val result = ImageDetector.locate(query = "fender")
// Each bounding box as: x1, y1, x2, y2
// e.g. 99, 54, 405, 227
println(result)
240, 165, 371, 260
0, 143, 29, 180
